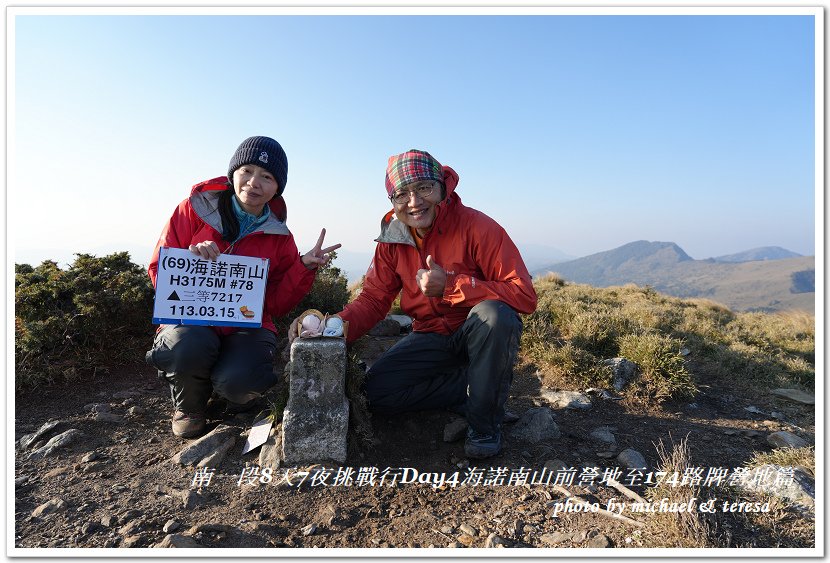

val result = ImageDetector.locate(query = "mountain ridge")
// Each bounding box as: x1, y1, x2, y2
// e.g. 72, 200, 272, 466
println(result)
534, 241, 814, 313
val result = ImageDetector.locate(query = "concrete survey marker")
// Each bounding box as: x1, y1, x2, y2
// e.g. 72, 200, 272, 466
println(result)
282, 338, 349, 464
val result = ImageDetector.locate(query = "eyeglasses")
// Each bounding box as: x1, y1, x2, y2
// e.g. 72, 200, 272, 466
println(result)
389, 182, 437, 205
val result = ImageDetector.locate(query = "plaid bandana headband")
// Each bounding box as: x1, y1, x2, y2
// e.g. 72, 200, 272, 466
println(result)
384, 150, 444, 196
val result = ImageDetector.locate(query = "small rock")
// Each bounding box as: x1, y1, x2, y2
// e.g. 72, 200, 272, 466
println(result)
368, 318, 401, 336
182, 489, 209, 509
604, 357, 640, 391
572, 530, 588, 543
258, 425, 283, 471
118, 520, 143, 537
81, 461, 107, 473
173, 425, 238, 467
120, 509, 143, 522
596, 451, 616, 459
154, 534, 204, 548
767, 431, 808, 449
93, 412, 124, 424
510, 407, 561, 442
44, 466, 69, 478
541, 389, 592, 410
81, 521, 100, 535
32, 498, 67, 517
122, 534, 143, 548
459, 523, 478, 536
440, 525, 454, 535
732, 464, 814, 506
301, 523, 318, 536
447, 541, 463, 548
188, 523, 236, 534
127, 406, 146, 416
485, 533, 507, 547
680, 347, 690, 356
616, 448, 647, 470
723, 429, 741, 436
83, 403, 111, 413
197, 436, 236, 468
770, 388, 814, 405
503, 410, 520, 423
100, 514, 118, 528
386, 314, 413, 329
587, 534, 613, 548
589, 427, 616, 444
544, 459, 568, 473
443, 418, 468, 442
27, 429, 83, 460
163, 519, 180, 533
540, 531, 571, 545
456, 534, 475, 546
81, 451, 101, 463
18, 420, 62, 450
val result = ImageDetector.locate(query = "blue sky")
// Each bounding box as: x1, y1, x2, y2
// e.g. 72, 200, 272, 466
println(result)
11, 9, 819, 279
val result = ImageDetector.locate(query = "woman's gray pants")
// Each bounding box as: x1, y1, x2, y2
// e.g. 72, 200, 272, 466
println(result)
365, 300, 522, 437
146, 325, 278, 413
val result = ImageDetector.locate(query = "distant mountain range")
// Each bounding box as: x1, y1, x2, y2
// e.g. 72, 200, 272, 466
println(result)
534, 240, 814, 313
711, 246, 803, 263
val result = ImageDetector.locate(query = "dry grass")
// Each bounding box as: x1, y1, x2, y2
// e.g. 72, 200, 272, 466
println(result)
520, 279, 815, 405
749, 447, 815, 477
640, 437, 717, 548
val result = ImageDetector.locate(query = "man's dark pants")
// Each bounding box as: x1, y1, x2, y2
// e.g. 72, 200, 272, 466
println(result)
147, 325, 278, 413
365, 300, 522, 437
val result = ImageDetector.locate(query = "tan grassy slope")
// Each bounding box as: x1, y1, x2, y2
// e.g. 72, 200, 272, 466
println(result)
544, 254, 814, 313
524, 275, 815, 401
668, 256, 814, 313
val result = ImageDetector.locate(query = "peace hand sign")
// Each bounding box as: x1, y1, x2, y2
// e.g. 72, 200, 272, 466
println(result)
301, 228, 342, 270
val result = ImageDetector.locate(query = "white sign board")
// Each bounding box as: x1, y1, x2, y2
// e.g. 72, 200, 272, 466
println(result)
152, 247, 269, 328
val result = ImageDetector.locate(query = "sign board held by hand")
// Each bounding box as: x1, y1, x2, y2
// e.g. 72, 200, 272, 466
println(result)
152, 247, 269, 328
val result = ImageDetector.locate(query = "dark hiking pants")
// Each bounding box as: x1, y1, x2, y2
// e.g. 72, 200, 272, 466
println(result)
365, 300, 522, 437
146, 325, 278, 413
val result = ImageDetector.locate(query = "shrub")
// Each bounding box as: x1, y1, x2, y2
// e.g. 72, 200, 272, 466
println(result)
15, 253, 155, 389
617, 332, 696, 403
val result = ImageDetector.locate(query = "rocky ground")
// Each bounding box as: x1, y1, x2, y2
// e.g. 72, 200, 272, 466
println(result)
14, 333, 816, 551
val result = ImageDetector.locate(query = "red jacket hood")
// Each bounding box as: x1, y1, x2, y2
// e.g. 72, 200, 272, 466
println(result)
377, 165, 460, 242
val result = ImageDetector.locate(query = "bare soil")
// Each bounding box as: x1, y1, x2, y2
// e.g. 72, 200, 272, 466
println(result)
13, 336, 816, 550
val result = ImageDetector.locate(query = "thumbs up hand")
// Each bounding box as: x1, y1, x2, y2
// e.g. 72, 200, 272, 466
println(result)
416, 254, 447, 297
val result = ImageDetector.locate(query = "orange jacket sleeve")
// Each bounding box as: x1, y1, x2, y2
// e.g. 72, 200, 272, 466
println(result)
339, 244, 403, 343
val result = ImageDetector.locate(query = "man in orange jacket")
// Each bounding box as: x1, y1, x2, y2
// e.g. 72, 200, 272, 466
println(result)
297, 149, 537, 458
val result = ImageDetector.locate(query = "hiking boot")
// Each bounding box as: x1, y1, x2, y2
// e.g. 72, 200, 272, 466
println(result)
171, 411, 206, 438
464, 429, 502, 459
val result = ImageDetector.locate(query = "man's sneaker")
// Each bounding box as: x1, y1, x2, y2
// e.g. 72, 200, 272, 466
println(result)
171, 411, 206, 438
464, 429, 502, 459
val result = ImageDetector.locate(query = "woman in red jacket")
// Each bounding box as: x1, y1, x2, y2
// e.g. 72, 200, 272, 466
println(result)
147, 136, 339, 438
